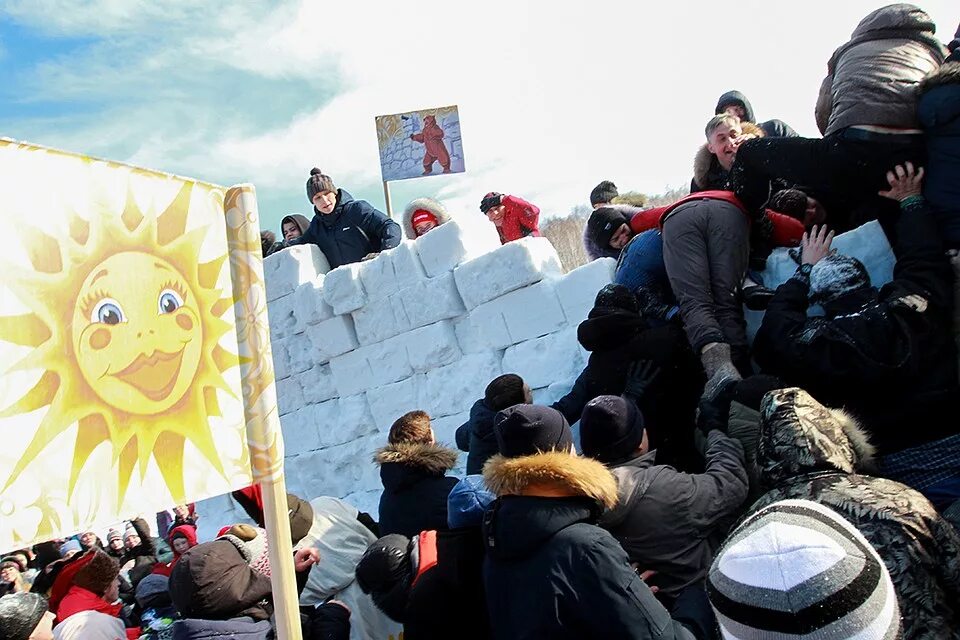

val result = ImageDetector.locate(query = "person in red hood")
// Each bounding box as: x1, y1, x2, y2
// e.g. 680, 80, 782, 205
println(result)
48, 549, 139, 639
152, 525, 198, 577
479, 192, 541, 244
410, 115, 451, 175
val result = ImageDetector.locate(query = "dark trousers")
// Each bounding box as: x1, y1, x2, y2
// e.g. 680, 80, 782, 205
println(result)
662, 200, 750, 359
729, 128, 926, 236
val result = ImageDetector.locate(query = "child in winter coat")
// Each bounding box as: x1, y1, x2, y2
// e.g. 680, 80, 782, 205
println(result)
478, 192, 540, 244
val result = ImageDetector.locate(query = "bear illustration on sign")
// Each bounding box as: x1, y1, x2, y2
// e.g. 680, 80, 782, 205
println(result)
410, 115, 451, 175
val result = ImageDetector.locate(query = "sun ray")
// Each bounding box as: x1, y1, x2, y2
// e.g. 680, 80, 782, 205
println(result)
210, 297, 233, 319
197, 254, 227, 290
69, 415, 110, 495
204, 386, 222, 419
0, 314, 51, 348
120, 186, 145, 232
156, 182, 194, 246
0, 371, 59, 417
25, 230, 63, 274
116, 438, 138, 510
154, 432, 186, 504
68, 213, 90, 246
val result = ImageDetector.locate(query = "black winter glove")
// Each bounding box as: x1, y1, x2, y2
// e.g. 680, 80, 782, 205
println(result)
696, 378, 736, 435
623, 360, 660, 403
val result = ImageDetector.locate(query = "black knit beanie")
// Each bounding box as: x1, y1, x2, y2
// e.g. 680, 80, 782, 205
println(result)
0, 593, 48, 640
590, 180, 619, 206
594, 283, 639, 313
580, 396, 645, 464
587, 207, 630, 249
484, 374, 527, 411
494, 405, 573, 458
306, 168, 336, 203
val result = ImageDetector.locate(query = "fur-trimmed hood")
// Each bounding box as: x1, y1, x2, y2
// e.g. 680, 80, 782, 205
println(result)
483, 451, 618, 510
401, 197, 451, 239
692, 120, 764, 190
757, 388, 877, 489
375, 441, 458, 475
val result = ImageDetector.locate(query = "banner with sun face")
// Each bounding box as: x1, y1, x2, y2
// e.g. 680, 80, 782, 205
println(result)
0, 139, 281, 551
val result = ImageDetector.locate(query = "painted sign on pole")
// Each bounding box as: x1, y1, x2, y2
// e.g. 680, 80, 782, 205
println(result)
375, 105, 465, 182
0, 139, 282, 552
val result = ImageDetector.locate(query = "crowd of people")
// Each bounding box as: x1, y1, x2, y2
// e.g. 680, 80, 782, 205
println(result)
3, 3, 960, 639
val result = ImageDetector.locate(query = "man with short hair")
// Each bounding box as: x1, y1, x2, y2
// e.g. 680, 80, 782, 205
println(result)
690, 114, 762, 193
376, 410, 460, 537
479, 192, 541, 244
456, 374, 534, 475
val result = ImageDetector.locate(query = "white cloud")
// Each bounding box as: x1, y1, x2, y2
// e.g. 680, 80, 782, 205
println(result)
4, 0, 958, 231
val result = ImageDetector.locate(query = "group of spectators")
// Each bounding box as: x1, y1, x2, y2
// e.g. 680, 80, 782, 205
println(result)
3, 3, 960, 639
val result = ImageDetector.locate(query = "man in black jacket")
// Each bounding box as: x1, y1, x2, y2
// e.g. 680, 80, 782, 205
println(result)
455, 374, 533, 475
292, 168, 402, 268
482, 404, 699, 640
753, 164, 960, 512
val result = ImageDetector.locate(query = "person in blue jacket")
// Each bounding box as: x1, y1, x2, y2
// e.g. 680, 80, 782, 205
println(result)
292, 168, 402, 268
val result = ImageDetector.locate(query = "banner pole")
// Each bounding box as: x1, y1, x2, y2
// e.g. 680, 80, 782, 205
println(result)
262, 475, 303, 640
382, 180, 393, 218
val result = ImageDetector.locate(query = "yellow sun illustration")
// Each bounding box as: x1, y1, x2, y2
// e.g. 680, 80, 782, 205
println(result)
0, 179, 241, 505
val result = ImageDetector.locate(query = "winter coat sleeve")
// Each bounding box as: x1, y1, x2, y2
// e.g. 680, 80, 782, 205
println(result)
815, 74, 833, 136
503, 195, 540, 233
888, 196, 953, 310
455, 419, 471, 452
753, 275, 816, 372
290, 216, 320, 247
356, 201, 402, 251
759, 119, 799, 138
686, 430, 749, 532
766, 211, 804, 247
551, 367, 591, 425
573, 532, 697, 639
130, 517, 156, 558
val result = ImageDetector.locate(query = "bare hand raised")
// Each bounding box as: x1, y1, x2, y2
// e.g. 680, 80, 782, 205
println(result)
800, 224, 834, 266
879, 162, 924, 202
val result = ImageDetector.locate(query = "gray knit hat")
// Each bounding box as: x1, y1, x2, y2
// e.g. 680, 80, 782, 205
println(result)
305, 168, 336, 203
707, 499, 901, 639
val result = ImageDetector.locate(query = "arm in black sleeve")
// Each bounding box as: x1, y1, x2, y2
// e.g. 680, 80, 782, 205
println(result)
357, 511, 381, 538
130, 517, 156, 557
455, 418, 471, 452
891, 196, 953, 310
752, 273, 815, 373
551, 367, 591, 425
357, 201, 402, 251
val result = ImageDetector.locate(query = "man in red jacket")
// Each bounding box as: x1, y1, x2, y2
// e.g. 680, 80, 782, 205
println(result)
479, 192, 541, 244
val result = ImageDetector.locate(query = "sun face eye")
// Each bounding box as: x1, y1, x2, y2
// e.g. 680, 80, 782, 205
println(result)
91, 299, 126, 325
158, 289, 184, 314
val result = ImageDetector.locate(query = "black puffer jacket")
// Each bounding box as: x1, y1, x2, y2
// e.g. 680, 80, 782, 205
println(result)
455, 400, 500, 476
753, 197, 959, 455
376, 442, 460, 537
816, 4, 946, 136
292, 189, 401, 268
554, 307, 703, 470
749, 388, 960, 640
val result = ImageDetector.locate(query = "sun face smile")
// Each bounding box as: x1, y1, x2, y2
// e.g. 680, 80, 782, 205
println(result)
0, 177, 241, 504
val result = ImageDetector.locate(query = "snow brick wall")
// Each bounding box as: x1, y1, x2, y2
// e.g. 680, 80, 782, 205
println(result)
196, 220, 616, 534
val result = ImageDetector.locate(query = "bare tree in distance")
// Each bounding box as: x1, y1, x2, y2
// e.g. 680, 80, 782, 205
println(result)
542, 186, 691, 273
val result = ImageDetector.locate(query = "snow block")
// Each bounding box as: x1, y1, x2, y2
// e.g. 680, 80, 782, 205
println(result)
430, 411, 469, 449
272, 336, 291, 381
268, 293, 298, 340
532, 379, 577, 407
322, 262, 367, 315
352, 295, 411, 345
501, 327, 585, 390
276, 376, 304, 417
296, 363, 338, 405
453, 237, 564, 309
292, 277, 334, 333
367, 375, 425, 433
328, 349, 373, 398
404, 321, 462, 373
286, 335, 317, 377
315, 394, 377, 449
400, 272, 466, 329
453, 315, 489, 354
416, 219, 501, 278
420, 351, 503, 418
358, 251, 398, 302
265, 244, 331, 302
470, 280, 567, 346
366, 340, 415, 388
304, 315, 359, 363
392, 240, 427, 289
292, 433, 381, 500
280, 405, 322, 456
556, 258, 616, 326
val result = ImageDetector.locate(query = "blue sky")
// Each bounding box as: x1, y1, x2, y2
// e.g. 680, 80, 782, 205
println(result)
2, 1, 957, 234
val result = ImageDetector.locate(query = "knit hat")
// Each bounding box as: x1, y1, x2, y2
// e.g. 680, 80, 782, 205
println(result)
106, 529, 122, 544
305, 168, 336, 203
447, 475, 496, 529
587, 207, 630, 249
0, 559, 19, 574
479, 192, 503, 213
708, 499, 901, 639
58, 540, 82, 558
594, 283, 639, 313
123, 526, 139, 542
410, 210, 439, 231
590, 180, 618, 206
809, 253, 872, 306
494, 404, 573, 458
71, 550, 119, 596
287, 493, 314, 545
218, 525, 271, 578
484, 374, 527, 412
134, 574, 170, 609
580, 396, 646, 465
0, 592, 49, 640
